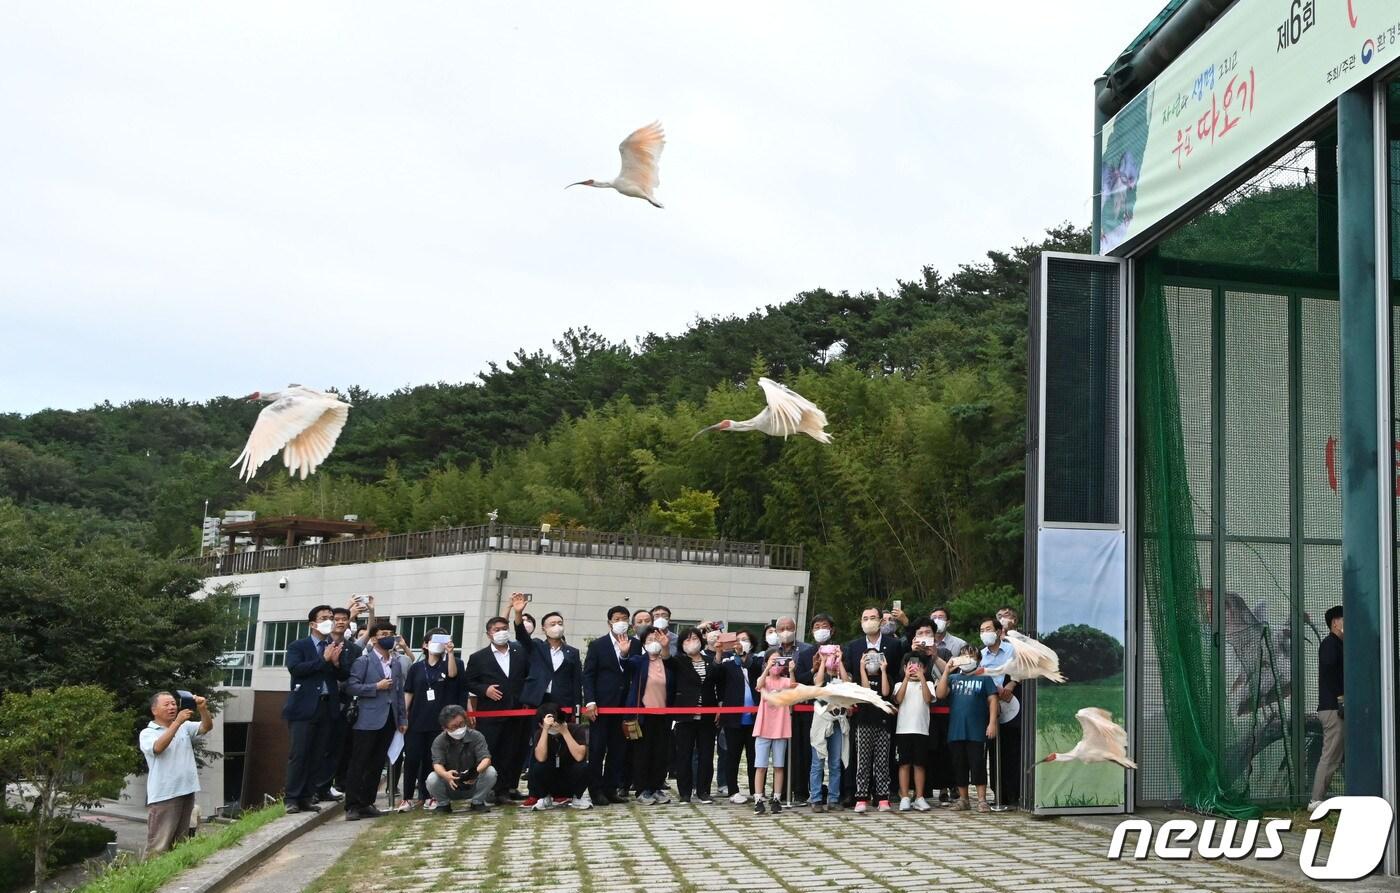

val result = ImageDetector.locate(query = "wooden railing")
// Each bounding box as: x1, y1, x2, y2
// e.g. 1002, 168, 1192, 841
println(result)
183, 523, 804, 576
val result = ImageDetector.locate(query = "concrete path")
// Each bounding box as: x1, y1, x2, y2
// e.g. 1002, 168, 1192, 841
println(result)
221, 811, 375, 893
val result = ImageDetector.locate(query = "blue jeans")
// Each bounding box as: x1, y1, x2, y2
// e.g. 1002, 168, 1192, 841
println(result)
808, 725, 842, 804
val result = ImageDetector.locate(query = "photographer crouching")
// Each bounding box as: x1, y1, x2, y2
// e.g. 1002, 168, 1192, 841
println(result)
139, 691, 212, 856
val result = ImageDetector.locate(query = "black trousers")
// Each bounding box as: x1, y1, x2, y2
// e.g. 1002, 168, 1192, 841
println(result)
529, 749, 589, 799
672, 719, 717, 799
633, 715, 671, 794
951, 740, 987, 787
925, 711, 952, 794
722, 725, 756, 796
321, 704, 354, 794
402, 729, 437, 801
285, 696, 335, 804
994, 717, 1022, 806
478, 716, 530, 795
589, 715, 627, 797
788, 711, 812, 801
346, 715, 396, 811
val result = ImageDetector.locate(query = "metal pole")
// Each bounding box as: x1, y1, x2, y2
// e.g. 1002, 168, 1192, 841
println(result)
990, 730, 1011, 812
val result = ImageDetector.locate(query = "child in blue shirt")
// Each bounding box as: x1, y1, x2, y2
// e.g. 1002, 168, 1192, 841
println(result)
934, 645, 998, 812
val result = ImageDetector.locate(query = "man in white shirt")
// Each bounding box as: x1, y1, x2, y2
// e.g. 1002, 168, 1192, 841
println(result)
139, 691, 212, 856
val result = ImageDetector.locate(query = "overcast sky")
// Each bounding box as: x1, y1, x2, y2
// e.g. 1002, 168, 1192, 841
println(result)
1, 2, 1161, 415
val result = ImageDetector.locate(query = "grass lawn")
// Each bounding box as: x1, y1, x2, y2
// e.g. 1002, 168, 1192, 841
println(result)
73, 804, 285, 893
1034, 672, 1126, 808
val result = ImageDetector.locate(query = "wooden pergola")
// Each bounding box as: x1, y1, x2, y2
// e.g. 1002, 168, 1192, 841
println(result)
221, 515, 377, 552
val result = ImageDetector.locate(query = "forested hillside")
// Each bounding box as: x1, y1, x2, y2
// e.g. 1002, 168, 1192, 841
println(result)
0, 223, 1091, 623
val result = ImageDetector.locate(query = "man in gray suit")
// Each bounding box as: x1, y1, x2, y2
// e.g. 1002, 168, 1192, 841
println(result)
344, 621, 408, 819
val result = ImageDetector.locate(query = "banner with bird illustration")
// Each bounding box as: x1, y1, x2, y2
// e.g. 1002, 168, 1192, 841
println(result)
1032, 527, 1129, 811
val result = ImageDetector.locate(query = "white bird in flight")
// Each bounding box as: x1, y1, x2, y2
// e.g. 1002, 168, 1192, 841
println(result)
567, 121, 665, 208
232, 385, 352, 482
762, 680, 895, 714
694, 377, 833, 443
1038, 707, 1137, 769
997, 629, 1067, 683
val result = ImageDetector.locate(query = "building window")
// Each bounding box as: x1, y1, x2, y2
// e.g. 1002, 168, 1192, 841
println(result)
261, 620, 304, 667
220, 595, 259, 687
397, 615, 465, 651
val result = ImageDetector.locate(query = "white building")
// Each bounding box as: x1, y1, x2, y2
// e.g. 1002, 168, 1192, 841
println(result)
121, 522, 808, 815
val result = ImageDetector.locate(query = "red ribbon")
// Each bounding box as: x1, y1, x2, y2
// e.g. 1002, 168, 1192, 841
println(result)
464, 704, 952, 717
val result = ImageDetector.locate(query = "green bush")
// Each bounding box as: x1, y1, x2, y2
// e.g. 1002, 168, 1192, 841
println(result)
1042, 624, 1124, 682
0, 814, 115, 887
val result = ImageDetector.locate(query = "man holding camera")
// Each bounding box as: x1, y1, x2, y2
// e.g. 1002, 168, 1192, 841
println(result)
140, 691, 212, 856
427, 704, 496, 813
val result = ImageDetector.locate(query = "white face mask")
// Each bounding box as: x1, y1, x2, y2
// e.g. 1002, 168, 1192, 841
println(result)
427, 642, 445, 655
611, 621, 629, 636
765, 632, 779, 647
653, 617, 669, 631
645, 641, 662, 656
779, 630, 795, 644
813, 628, 831, 644
447, 726, 468, 740
492, 630, 511, 646
861, 619, 880, 636
683, 640, 701, 656
933, 618, 947, 632
981, 631, 998, 647
545, 623, 564, 639
316, 619, 334, 636
739, 639, 752, 654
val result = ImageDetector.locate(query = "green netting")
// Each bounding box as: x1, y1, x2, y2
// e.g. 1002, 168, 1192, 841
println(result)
1137, 261, 1260, 819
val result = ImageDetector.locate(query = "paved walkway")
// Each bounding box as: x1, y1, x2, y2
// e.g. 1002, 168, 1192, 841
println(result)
299, 800, 1344, 893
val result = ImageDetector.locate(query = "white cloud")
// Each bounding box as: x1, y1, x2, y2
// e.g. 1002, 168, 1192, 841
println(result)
0, 1, 1160, 412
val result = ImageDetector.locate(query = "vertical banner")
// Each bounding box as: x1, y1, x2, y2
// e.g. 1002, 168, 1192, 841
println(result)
1033, 527, 1128, 811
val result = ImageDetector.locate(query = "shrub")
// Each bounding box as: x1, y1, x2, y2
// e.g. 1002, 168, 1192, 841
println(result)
1041, 624, 1124, 682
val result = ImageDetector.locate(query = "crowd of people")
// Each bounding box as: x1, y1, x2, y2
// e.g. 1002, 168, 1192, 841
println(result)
272, 594, 1030, 820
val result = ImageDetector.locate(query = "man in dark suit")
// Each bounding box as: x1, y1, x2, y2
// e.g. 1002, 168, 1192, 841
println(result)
344, 621, 407, 819
316, 602, 363, 802
509, 593, 583, 710
842, 605, 905, 805
582, 604, 634, 805
466, 615, 530, 802
282, 604, 347, 814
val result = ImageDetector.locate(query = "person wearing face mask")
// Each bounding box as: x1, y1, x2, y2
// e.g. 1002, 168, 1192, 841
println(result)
509, 595, 583, 713
631, 608, 654, 645
397, 627, 460, 812
282, 604, 348, 814
995, 607, 1019, 633
717, 630, 761, 803
752, 650, 797, 814
651, 604, 679, 656
526, 702, 591, 809
314, 604, 363, 805
764, 615, 811, 803
907, 621, 954, 805
977, 617, 1021, 808
623, 629, 677, 804
344, 622, 408, 820
465, 616, 531, 803
427, 704, 495, 813
843, 606, 904, 809
805, 613, 849, 812
669, 627, 722, 804
925, 607, 967, 659
936, 645, 998, 812
582, 606, 636, 806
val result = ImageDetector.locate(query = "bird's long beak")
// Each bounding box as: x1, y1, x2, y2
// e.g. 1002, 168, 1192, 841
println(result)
566, 181, 589, 189
691, 423, 723, 441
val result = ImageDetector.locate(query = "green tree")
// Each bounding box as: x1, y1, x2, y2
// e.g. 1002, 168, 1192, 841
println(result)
945, 583, 1023, 644
1042, 624, 1124, 682
647, 487, 720, 538
0, 685, 134, 888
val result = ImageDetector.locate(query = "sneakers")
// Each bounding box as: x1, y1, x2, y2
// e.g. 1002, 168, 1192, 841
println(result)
877, 800, 892, 812
395, 799, 413, 813
423, 798, 437, 811
854, 800, 869, 814
914, 797, 931, 812
950, 798, 970, 811
552, 796, 572, 807
469, 801, 491, 813
1307, 800, 1323, 814
637, 792, 656, 806
729, 792, 748, 805
569, 795, 593, 810
898, 796, 912, 812
770, 797, 783, 814
521, 797, 541, 809
754, 799, 767, 815
977, 800, 992, 813
653, 790, 672, 805
433, 803, 451, 813
530, 797, 552, 811
694, 794, 714, 805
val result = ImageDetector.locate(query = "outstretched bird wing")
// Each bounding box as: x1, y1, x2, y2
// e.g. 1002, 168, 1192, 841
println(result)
1075, 707, 1136, 768
757, 377, 831, 442
233, 388, 350, 481
1005, 629, 1066, 683
617, 121, 664, 193
763, 680, 894, 714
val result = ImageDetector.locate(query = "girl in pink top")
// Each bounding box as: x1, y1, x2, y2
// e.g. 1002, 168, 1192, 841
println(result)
752, 652, 796, 814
